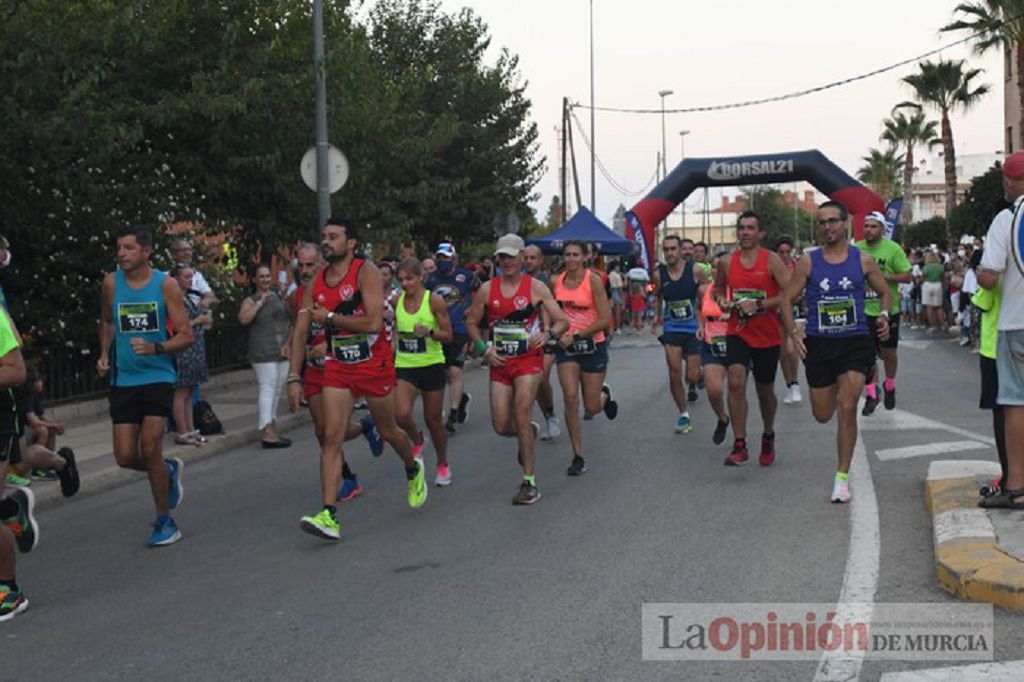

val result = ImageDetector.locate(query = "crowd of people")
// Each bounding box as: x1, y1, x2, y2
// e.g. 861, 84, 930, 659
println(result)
5, 153, 1024, 621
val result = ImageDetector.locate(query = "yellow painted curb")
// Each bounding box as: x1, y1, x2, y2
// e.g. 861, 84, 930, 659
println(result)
926, 476, 1024, 612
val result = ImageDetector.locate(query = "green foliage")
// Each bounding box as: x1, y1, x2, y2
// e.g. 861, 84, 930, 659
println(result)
739, 187, 816, 248
856, 148, 904, 202
901, 217, 949, 248
0, 0, 544, 345
947, 163, 1010, 239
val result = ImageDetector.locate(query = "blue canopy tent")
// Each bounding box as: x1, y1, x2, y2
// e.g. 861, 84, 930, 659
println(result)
526, 207, 636, 255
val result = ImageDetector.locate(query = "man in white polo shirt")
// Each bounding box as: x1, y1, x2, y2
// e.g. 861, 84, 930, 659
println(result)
978, 152, 1024, 509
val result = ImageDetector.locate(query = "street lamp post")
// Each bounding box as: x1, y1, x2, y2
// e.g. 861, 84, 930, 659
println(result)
679, 130, 690, 232
657, 89, 673, 246
312, 0, 331, 234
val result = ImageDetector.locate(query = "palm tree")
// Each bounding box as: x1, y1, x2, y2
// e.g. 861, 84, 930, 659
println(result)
856, 147, 905, 202
880, 108, 940, 224
941, 1, 1024, 150
900, 59, 990, 240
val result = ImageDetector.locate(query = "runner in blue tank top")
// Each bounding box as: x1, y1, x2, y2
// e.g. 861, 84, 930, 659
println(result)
779, 201, 892, 505
98, 226, 193, 547
653, 236, 707, 434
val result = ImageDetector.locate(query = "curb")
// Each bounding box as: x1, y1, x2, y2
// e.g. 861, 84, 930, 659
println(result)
32, 409, 311, 513
925, 459, 1024, 612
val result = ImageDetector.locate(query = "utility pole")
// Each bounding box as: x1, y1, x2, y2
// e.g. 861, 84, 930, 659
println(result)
679, 130, 690, 233
313, 0, 330, 234
657, 89, 673, 241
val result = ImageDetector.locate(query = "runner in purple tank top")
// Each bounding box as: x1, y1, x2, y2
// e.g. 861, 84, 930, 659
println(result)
779, 201, 892, 504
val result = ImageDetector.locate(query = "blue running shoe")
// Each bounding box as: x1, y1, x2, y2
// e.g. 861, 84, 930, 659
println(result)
361, 414, 384, 457
675, 414, 693, 434
146, 517, 182, 547
336, 475, 364, 503
166, 458, 184, 510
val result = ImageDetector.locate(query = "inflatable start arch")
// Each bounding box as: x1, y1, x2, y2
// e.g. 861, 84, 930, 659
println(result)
625, 150, 883, 268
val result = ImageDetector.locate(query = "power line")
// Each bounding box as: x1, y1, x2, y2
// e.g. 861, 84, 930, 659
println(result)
570, 108, 658, 196
569, 15, 1015, 115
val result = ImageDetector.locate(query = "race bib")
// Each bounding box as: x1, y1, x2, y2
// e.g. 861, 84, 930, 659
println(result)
305, 346, 326, 369
565, 336, 596, 356
494, 323, 529, 357
710, 334, 727, 358
398, 332, 427, 354
117, 302, 159, 333
817, 297, 856, 331
331, 334, 372, 363
732, 289, 766, 301
667, 299, 695, 321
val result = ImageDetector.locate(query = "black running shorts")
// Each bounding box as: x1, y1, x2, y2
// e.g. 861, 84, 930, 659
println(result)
109, 383, 174, 424
725, 335, 780, 385
802, 335, 876, 389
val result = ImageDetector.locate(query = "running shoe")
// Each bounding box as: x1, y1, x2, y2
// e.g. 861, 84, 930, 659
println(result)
675, 414, 693, 434
512, 480, 541, 505
830, 478, 852, 504
759, 433, 776, 467
445, 411, 457, 434
435, 463, 452, 487
0, 584, 28, 622
5, 472, 30, 487
336, 476, 364, 503
861, 390, 880, 417
30, 469, 58, 481
457, 392, 472, 423
166, 457, 184, 511
544, 414, 561, 441
361, 414, 384, 457
687, 384, 699, 404
602, 384, 618, 420
712, 418, 729, 446
883, 386, 896, 411
146, 517, 182, 547
566, 456, 587, 476
300, 509, 340, 540
407, 458, 428, 508
412, 432, 426, 460
0, 487, 37, 553
57, 447, 80, 498
723, 441, 749, 466
790, 384, 802, 405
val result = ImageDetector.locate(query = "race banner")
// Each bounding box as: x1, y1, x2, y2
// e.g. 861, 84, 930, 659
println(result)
625, 212, 654, 272
884, 197, 903, 241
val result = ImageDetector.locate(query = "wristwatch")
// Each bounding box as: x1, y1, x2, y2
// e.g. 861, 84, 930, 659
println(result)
572, 331, 582, 341
428, 328, 434, 338
327, 312, 336, 325
154, 342, 165, 355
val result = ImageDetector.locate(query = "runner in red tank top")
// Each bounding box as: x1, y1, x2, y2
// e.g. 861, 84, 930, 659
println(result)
712, 210, 792, 468
288, 243, 384, 504
465, 234, 569, 505
287, 218, 426, 542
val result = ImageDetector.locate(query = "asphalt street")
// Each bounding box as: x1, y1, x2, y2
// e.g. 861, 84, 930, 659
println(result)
5, 329, 1022, 681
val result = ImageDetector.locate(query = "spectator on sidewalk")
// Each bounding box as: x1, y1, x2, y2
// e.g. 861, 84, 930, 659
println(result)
608, 262, 624, 333
921, 251, 946, 334
170, 263, 211, 446
977, 151, 1024, 510
4, 366, 76, 487
170, 239, 218, 309
238, 264, 292, 448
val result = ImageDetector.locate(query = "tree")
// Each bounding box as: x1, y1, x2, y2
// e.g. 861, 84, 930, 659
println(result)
900, 59, 991, 241
856, 148, 905, 202
942, 1, 1024, 150
947, 162, 1010, 238
880, 107, 940, 224
544, 196, 564, 230
902, 217, 949, 248
739, 187, 816, 247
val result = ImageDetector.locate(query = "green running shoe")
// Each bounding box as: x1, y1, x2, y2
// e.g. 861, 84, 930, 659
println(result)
5, 472, 30, 487
407, 458, 428, 509
299, 508, 340, 541
675, 414, 693, 434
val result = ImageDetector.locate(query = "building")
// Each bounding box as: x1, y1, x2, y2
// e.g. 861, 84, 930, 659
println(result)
908, 151, 1004, 221
1007, 44, 1021, 153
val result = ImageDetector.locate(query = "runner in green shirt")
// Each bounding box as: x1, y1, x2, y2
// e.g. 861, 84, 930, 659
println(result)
855, 211, 912, 414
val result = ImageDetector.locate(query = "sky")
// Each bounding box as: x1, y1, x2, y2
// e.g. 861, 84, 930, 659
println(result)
423, 0, 1005, 223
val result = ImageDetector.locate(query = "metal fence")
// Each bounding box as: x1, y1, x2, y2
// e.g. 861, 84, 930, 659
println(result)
32, 324, 251, 405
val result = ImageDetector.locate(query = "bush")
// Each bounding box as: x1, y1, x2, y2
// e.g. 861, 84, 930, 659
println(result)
901, 217, 948, 249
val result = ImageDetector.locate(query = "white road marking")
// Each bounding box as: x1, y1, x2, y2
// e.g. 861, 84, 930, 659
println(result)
875, 440, 990, 461
879, 660, 1024, 681
814, 440, 879, 682
927, 460, 1001, 481
860, 407, 996, 447
933, 508, 996, 544
900, 340, 933, 350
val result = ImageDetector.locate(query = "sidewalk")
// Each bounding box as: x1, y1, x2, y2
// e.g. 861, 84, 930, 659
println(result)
926, 460, 1024, 612
24, 369, 310, 512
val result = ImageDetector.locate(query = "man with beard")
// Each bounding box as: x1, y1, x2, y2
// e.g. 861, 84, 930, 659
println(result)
780, 201, 890, 502
288, 218, 426, 541
288, 243, 384, 504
